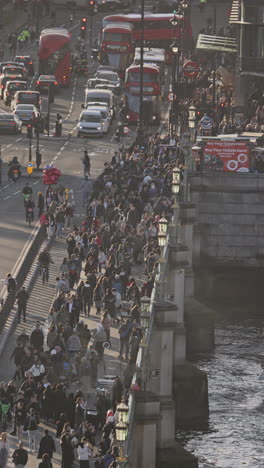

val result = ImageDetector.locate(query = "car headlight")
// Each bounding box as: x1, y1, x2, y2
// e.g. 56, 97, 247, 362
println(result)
97, 126, 102, 130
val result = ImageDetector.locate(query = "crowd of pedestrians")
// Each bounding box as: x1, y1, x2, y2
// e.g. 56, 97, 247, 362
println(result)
1, 131, 179, 467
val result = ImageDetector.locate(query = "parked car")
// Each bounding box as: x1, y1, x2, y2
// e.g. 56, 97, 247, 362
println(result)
13, 104, 40, 124
77, 110, 103, 137
0, 113, 22, 133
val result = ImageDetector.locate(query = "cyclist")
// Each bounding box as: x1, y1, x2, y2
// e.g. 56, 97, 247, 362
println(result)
25, 196, 35, 222
22, 183, 33, 206
38, 248, 54, 280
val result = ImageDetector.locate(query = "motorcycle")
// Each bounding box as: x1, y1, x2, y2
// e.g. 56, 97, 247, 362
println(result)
13, 169, 19, 181
8, 161, 21, 182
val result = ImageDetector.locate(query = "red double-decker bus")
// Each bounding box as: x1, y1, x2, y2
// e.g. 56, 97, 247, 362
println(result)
124, 64, 161, 124
38, 28, 71, 86
99, 22, 134, 78
102, 13, 192, 64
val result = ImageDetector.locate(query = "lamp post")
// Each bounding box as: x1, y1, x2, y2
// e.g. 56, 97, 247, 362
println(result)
171, 167, 181, 241
158, 217, 169, 261
116, 399, 129, 424
188, 105, 196, 171
138, 0, 145, 145
116, 420, 128, 465
170, 40, 179, 135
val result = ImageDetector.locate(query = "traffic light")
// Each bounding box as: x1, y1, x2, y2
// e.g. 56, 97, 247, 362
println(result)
81, 16, 87, 37
27, 123, 33, 139
200, 0, 207, 2
88, 0, 95, 13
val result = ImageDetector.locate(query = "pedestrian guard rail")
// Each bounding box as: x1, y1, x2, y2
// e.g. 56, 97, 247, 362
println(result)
0, 224, 46, 333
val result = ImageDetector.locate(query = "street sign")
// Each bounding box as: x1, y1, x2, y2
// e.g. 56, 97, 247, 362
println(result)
168, 92, 177, 102
26, 162, 34, 175
200, 115, 213, 129
182, 60, 199, 78
123, 126, 130, 135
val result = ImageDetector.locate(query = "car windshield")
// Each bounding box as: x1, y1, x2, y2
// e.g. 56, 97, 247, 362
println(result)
90, 109, 107, 119
0, 114, 14, 120
97, 72, 118, 82
16, 105, 34, 110
18, 92, 38, 100
81, 114, 101, 123
87, 97, 110, 104
4, 67, 22, 74
9, 83, 27, 90
39, 75, 56, 81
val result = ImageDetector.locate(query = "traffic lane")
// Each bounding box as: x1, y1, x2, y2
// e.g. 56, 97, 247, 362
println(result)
0, 181, 40, 280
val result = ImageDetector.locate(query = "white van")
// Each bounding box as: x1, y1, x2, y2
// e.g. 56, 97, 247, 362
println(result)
84, 89, 115, 118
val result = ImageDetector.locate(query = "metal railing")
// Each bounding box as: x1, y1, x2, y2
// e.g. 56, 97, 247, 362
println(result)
0, 224, 46, 333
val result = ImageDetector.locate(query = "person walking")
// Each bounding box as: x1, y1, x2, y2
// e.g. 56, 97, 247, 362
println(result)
60, 434, 74, 468
0, 432, 9, 468
12, 442, 28, 468
37, 429, 56, 460
118, 319, 132, 360
80, 177, 92, 207
37, 192, 45, 218
25, 408, 39, 453
81, 150, 90, 177
55, 208, 65, 238
16, 287, 29, 323
5, 273, 17, 294
77, 438, 90, 468
38, 453, 53, 468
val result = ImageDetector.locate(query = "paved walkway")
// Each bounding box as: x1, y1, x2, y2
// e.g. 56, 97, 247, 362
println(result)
0, 170, 146, 467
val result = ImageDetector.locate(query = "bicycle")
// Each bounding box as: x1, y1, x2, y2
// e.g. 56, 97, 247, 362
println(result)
39, 264, 49, 284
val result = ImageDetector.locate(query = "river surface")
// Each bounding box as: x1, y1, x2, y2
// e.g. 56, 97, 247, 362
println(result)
176, 309, 264, 467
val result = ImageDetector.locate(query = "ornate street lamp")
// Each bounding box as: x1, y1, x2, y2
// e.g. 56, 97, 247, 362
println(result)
188, 105, 196, 129
172, 167, 181, 196
116, 399, 129, 424
116, 420, 128, 463
158, 217, 168, 247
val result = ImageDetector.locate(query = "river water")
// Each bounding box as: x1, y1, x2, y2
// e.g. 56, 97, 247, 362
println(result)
176, 309, 264, 467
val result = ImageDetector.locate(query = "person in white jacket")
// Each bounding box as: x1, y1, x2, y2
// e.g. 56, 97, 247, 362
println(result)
77, 437, 90, 467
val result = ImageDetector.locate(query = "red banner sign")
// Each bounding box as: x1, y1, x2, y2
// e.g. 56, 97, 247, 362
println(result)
203, 141, 250, 172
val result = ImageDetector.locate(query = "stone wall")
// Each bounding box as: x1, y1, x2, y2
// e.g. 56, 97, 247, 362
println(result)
190, 172, 264, 302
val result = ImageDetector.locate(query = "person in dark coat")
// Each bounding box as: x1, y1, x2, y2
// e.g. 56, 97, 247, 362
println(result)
37, 192, 45, 218
60, 434, 74, 468
37, 429, 56, 459
38, 453, 53, 468
112, 376, 123, 411
16, 287, 29, 323
30, 322, 44, 350
12, 442, 28, 466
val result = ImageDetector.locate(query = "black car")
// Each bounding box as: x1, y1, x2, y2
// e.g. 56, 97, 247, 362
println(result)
14, 55, 34, 75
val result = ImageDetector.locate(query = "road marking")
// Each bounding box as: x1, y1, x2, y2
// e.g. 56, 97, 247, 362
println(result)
63, 76, 77, 122
3, 195, 11, 200
14, 191, 20, 194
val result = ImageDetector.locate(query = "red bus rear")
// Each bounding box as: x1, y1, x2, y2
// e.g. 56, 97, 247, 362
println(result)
99, 22, 134, 78
38, 28, 71, 86
102, 13, 192, 64
124, 64, 161, 124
